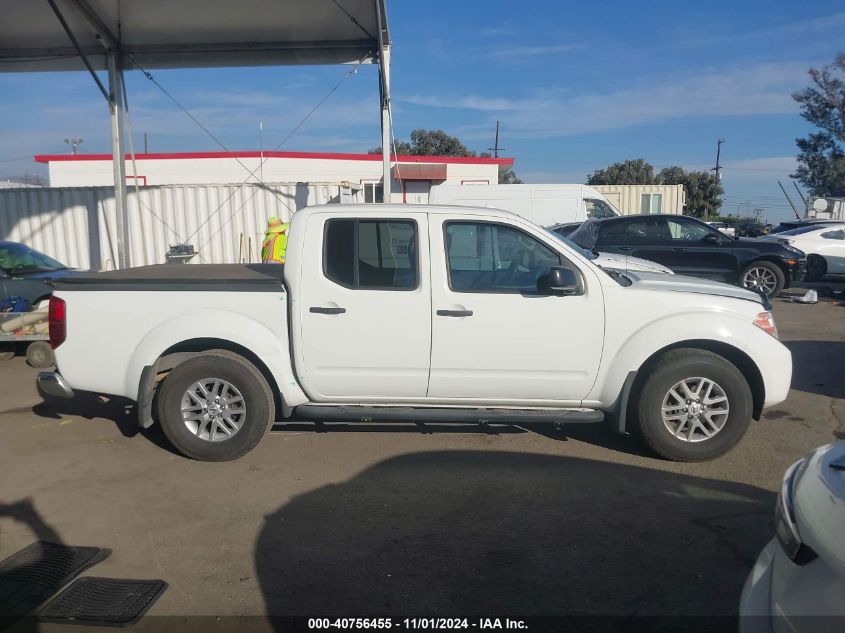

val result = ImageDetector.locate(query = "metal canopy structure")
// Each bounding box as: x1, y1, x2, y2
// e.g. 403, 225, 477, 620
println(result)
0, 0, 391, 268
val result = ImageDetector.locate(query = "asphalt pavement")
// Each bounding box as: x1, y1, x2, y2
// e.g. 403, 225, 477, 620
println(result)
0, 282, 843, 630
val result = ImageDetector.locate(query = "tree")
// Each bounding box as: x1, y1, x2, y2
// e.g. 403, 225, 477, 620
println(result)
792, 53, 845, 196
369, 128, 476, 157
678, 171, 723, 219
586, 159, 657, 185
587, 159, 723, 218
370, 128, 522, 184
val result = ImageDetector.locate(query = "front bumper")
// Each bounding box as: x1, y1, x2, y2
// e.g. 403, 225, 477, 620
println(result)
784, 257, 806, 286
37, 371, 75, 399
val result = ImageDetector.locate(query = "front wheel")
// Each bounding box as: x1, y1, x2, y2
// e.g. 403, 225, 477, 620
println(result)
156, 351, 275, 461
741, 261, 785, 298
633, 349, 753, 462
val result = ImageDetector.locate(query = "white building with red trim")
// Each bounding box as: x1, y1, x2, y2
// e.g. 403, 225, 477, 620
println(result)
35, 150, 514, 204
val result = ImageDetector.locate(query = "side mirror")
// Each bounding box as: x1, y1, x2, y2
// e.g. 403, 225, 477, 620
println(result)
538, 266, 581, 296
703, 234, 721, 244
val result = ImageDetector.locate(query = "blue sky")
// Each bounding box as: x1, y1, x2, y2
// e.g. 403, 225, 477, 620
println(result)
1, 0, 843, 222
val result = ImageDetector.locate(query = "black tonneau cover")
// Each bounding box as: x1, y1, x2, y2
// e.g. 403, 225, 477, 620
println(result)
53, 264, 285, 292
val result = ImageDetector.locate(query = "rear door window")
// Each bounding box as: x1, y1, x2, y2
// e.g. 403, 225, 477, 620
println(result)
324, 218, 418, 290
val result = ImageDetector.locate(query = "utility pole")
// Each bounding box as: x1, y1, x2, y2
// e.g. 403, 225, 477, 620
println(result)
705, 139, 725, 223
488, 120, 505, 158
64, 138, 83, 155
711, 139, 724, 181
143, 132, 148, 154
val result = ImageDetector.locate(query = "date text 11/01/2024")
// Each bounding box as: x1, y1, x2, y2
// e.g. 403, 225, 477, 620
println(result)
308, 619, 528, 630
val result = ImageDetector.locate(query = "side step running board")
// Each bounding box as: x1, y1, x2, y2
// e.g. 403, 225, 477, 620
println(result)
292, 405, 604, 425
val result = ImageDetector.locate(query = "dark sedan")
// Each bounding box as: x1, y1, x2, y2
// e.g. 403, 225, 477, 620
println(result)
568, 214, 806, 297
0, 241, 81, 308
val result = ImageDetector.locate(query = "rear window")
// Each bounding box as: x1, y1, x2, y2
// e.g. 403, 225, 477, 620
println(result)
324, 219, 418, 290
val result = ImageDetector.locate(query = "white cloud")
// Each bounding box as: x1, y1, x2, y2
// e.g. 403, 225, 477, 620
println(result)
486, 43, 583, 59
399, 61, 807, 138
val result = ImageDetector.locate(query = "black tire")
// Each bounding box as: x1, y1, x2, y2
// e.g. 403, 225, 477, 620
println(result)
0, 343, 14, 361
740, 260, 785, 298
26, 341, 55, 368
633, 349, 753, 462
156, 350, 275, 461
804, 255, 827, 282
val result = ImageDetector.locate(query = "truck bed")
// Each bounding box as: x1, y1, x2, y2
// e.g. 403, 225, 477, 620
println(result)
53, 264, 285, 292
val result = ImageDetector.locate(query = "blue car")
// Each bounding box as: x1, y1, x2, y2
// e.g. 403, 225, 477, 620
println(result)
0, 241, 84, 309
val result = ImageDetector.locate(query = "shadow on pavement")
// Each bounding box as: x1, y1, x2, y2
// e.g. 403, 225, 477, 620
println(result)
32, 392, 177, 455
256, 451, 774, 622
782, 340, 845, 400
273, 420, 651, 459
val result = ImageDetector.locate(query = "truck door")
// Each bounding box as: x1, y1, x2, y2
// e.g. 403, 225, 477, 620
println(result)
296, 212, 432, 400
427, 217, 605, 404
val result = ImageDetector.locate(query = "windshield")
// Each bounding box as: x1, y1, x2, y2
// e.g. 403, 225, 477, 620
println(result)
568, 220, 601, 250
0, 243, 67, 274
584, 198, 619, 219
777, 223, 844, 237
544, 229, 598, 260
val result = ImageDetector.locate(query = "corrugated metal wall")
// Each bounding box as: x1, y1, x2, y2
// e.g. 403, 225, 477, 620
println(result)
592, 184, 686, 215
0, 182, 360, 269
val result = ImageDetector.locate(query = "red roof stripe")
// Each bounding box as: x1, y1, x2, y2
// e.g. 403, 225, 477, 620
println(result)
34, 150, 514, 166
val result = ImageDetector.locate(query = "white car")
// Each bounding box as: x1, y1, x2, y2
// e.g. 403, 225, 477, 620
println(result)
38, 204, 791, 462
740, 441, 845, 632
707, 221, 737, 237
761, 224, 845, 281
546, 229, 674, 275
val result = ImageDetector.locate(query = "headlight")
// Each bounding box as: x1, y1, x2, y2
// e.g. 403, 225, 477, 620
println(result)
753, 311, 778, 338
774, 460, 816, 564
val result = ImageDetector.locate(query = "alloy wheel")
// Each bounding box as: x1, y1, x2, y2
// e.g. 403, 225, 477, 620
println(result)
742, 266, 777, 296
181, 378, 247, 442
661, 377, 730, 442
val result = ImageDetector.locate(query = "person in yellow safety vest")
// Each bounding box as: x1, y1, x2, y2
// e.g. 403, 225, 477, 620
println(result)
261, 216, 290, 264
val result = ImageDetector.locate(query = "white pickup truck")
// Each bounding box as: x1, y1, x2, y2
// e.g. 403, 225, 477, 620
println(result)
39, 204, 792, 462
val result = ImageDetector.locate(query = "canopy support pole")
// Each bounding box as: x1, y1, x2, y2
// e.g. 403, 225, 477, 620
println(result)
107, 51, 130, 269
376, 1, 391, 204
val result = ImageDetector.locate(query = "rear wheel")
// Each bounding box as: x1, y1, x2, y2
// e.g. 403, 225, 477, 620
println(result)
633, 349, 753, 462
804, 255, 827, 282
157, 351, 274, 461
741, 261, 784, 298
0, 343, 14, 361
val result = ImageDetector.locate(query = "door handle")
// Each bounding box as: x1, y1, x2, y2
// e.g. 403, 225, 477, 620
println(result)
436, 309, 473, 317
310, 306, 346, 314
673, 247, 688, 252
618, 246, 633, 251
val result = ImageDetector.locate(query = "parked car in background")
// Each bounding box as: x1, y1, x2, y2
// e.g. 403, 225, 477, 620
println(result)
761, 224, 845, 281
41, 204, 791, 463
706, 221, 736, 237
769, 218, 843, 235
428, 183, 621, 228
546, 228, 674, 275
740, 441, 845, 632
735, 221, 771, 238
568, 214, 806, 298
0, 241, 80, 308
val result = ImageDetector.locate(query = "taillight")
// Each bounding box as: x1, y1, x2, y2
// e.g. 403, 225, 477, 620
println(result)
49, 296, 66, 349
754, 311, 778, 339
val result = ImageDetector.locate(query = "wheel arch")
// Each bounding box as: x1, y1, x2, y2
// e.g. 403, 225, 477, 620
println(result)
629, 340, 765, 421
159, 338, 286, 417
